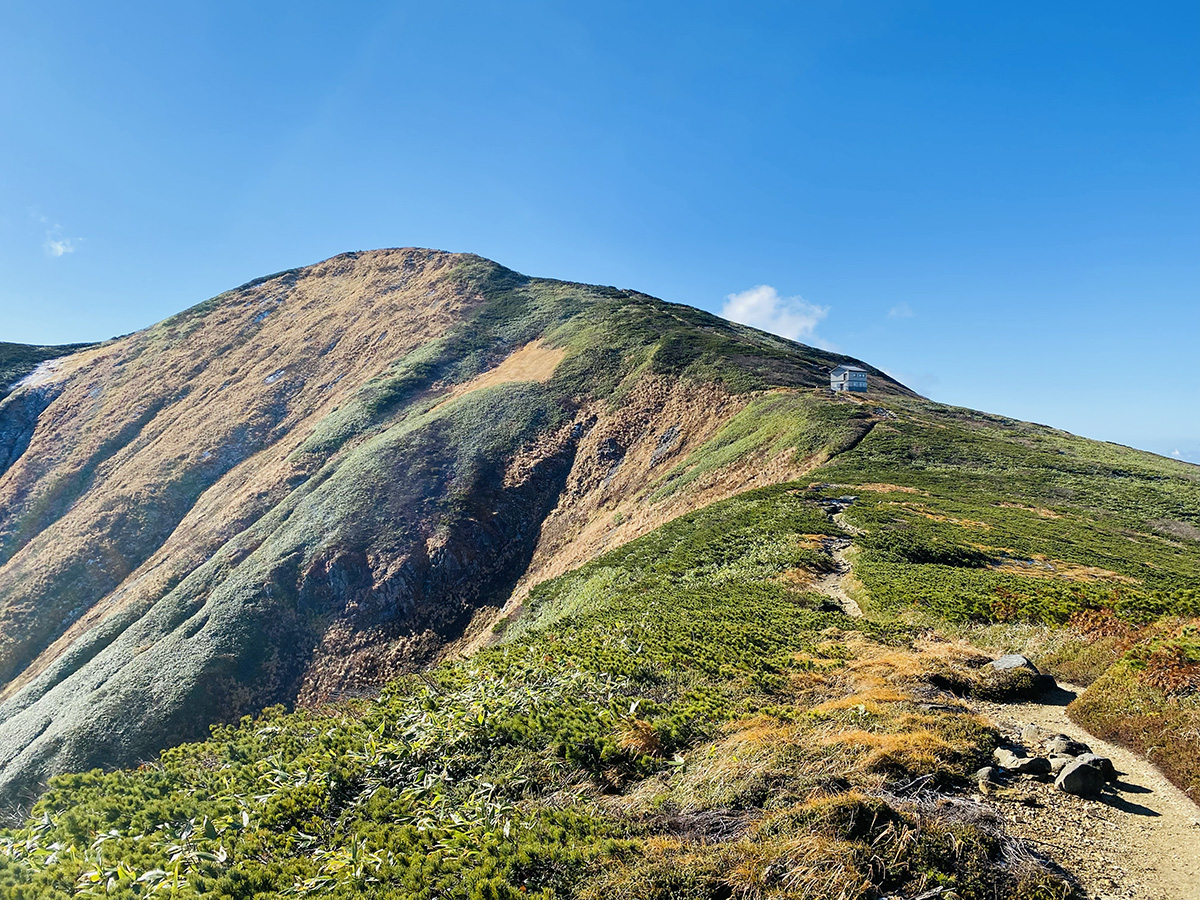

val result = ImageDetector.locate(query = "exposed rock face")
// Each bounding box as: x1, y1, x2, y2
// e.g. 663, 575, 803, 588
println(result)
0, 384, 63, 478
0, 248, 912, 804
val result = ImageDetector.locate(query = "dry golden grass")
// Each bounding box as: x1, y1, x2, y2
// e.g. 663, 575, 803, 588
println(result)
776, 568, 817, 591
822, 727, 951, 776
987, 554, 1139, 585
810, 686, 909, 713
844, 636, 990, 687
617, 718, 664, 757
724, 833, 869, 900
620, 717, 807, 814
617, 633, 1004, 825
586, 627, 1069, 899
428, 338, 565, 412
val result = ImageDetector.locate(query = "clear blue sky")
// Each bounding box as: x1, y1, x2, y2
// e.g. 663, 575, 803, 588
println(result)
2, 1, 1197, 461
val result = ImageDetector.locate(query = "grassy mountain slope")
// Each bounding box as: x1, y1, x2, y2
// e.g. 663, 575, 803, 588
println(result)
811, 399, 1200, 793
0, 487, 1071, 900
1, 440, 1193, 899
0, 250, 910, 805
0, 251, 1195, 899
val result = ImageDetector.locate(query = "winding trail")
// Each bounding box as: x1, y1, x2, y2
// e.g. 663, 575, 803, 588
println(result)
812, 536, 862, 618
976, 684, 1200, 900
810, 509, 865, 618
815, 503, 1198, 896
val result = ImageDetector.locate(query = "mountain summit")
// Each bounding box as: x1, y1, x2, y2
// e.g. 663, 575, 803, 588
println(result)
0, 249, 908, 801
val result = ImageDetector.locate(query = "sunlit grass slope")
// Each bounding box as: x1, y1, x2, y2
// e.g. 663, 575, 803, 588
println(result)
0, 487, 1074, 900
6, 391, 1196, 897
0, 251, 1196, 899
812, 398, 1200, 794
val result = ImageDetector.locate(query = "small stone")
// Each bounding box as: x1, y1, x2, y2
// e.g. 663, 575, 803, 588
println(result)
1045, 736, 1091, 757
1055, 759, 1106, 796
1010, 756, 1052, 776
992, 749, 1051, 775
1076, 753, 1118, 783
993, 748, 1027, 768
1048, 755, 1074, 774
973, 765, 999, 783
987, 654, 1039, 672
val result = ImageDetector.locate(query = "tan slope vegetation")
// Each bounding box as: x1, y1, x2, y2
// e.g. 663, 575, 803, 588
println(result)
458, 385, 877, 656
428, 338, 566, 412
0, 249, 487, 697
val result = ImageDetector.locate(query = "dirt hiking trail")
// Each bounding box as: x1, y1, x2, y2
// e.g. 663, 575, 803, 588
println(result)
813, 536, 862, 617
977, 683, 1200, 900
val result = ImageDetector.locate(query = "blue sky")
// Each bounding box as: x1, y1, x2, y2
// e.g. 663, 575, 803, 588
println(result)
2, 1, 1197, 461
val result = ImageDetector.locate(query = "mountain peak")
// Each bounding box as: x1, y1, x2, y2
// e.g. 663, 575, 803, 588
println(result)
0, 250, 904, 799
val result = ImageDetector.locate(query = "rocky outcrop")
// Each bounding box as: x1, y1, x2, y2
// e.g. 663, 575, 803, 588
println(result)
1055, 759, 1107, 796
989, 723, 1119, 798
992, 748, 1052, 776
977, 654, 1057, 700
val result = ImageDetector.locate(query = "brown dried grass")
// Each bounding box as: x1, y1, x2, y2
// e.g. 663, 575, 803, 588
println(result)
617, 718, 664, 757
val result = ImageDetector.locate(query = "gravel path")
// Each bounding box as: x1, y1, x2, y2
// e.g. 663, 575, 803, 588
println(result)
976, 683, 1200, 900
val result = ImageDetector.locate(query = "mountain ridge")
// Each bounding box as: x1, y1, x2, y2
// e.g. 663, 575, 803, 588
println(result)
0, 249, 1196, 899
0, 248, 912, 803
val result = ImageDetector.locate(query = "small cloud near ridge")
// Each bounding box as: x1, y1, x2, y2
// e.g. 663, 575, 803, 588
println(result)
721, 285, 830, 346
888, 303, 914, 319
32, 210, 79, 257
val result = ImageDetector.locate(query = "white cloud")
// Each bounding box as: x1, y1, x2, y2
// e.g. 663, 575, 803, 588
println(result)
44, 235, 76, 257
721, 285, 829, 345
887, 303, 914, 319
1173, 449, 1185, 459
31, 210, 79, 258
